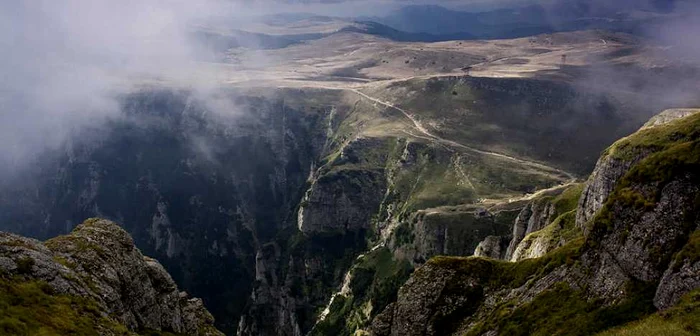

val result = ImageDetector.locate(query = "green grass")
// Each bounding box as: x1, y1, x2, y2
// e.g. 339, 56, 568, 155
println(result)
466, 280, 656, 336
605, 112, 700, 161
672, 230, 700, 270
430, 237, 585, 291
0, 275, 130, 336
551, 184, 584, 215
596, 289, 700, 336
311, 248, 413, 336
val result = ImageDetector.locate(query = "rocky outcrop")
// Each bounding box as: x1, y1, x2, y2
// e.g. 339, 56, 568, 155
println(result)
654, 232, 700, 310
641, 108, 700, 129
298, 138, 389, 235
412, 210, 507, 262
576, 108, 700, 231
574, 153, 644, 232
473, 184, 582, 262
372, 110, 700, 336
509, 231, 553, 261
473, 235, 510, 259
0, 218, 223, 336
236, 244, 304, 336
504, 197, 557, 260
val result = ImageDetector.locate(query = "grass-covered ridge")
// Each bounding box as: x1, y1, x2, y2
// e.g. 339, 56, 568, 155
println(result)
465, 279, 656, 336
0, 275, 130, 336
605, 112, 700, 161
429, 237, 584, 290
407, 111, 700, 336
427, 236, 660, 336
596, 289, 700, 336
590, 116, 700, 239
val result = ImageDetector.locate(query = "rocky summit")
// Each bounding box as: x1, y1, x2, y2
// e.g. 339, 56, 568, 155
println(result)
0, 218, 224, 336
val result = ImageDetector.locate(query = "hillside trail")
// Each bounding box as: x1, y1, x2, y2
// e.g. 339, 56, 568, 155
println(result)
302, 78, 577, 333
298, 83, 577, 182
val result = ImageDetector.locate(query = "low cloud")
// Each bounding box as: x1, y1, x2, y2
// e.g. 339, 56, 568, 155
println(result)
0, 0, 238, 172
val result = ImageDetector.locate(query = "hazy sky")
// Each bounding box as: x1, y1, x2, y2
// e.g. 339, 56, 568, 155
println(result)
0, 0, 697, 176
0, 0, 232, 171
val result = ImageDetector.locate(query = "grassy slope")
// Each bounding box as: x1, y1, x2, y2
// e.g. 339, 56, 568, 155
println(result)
364, 76, 652, 174
0, 276, 131, 336
596, 289, 700, 336
420, 112, 700, 335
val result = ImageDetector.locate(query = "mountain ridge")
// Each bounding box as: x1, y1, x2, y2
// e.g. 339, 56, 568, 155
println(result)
0, 218, 224, 336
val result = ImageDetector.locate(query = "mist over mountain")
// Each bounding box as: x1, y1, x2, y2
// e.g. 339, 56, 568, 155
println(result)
1, 1, 699, 335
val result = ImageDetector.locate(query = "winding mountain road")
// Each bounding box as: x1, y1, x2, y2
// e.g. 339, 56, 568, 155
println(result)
346, 87, 577, 181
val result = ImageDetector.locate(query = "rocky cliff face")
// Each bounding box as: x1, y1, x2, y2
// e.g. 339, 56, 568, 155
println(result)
372, 110, 700, 336
504, 193, 558, 259
0, 78, 660, 335
576, 108, 700, 231
473, 184, 583, 262
0, 88, 333, 334
0, 218, 223, 335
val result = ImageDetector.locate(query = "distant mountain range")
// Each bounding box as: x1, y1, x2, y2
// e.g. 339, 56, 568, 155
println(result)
194, 1, 682, 53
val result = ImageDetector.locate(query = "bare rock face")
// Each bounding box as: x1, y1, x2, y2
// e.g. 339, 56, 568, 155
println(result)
372, 110, 700, 336
575, 153, 642, 232
509, 232, 553, 261
0, 218, 224, 336
412, 210, 503, 262
655, 259, 700, 310
576, 108, 700, 231
298, 138, 389, 235
473, 235, 509, 259
504, 199, 557, 260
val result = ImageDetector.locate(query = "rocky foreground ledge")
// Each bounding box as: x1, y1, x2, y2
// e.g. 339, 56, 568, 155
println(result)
0, 218, 224, 336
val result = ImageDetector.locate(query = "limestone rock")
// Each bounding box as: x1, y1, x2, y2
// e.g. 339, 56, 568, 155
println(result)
0, 218, 223, 336
473, 235, 509, 259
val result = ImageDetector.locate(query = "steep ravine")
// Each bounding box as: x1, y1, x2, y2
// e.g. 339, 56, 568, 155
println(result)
0, 80, 664, 335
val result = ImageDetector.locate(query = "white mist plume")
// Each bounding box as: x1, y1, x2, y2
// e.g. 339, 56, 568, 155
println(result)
0, 0, 237, 171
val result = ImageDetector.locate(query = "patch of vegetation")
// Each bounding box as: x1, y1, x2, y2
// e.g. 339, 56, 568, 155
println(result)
514, 183, 584, 257
375, 76, 641, 174
312, 295, 354, 336
589, 139, 700, 241
53, 256, 77, 270
312, 248, 412, 336
672, 230, 700, 270
14, 257, 34, 275
466, 280, 656, 336
551, 184, 584, 215
430, 237, 584, 291
0, 275, 130, 336
321, 137, 396, 176
353, 248, 413, 310
606, 112, 700, 161
45, 233, 108, 258
596, 289, 700, 336
392, 222, 414, 247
